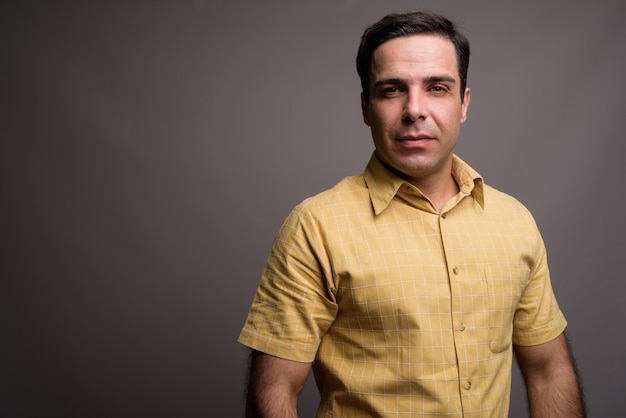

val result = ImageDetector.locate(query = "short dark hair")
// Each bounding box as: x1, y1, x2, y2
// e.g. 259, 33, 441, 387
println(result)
356, 11, 470, 103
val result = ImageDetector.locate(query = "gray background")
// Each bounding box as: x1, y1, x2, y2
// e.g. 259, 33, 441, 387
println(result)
3, 0, 625, 416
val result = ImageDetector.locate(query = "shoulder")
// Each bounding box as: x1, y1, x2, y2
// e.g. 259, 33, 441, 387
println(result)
482, 184, 538, 226
275, 174, 371, 240
273, 175, 368, 252
484, 184, 532, 212
293, 174, 369, 216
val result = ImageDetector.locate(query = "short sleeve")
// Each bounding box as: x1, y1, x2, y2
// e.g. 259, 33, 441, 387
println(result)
238, 204, 338, 362
512, 234, 567, 346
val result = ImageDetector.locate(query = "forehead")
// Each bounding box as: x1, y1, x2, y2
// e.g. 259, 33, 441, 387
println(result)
371, 34, 458, 79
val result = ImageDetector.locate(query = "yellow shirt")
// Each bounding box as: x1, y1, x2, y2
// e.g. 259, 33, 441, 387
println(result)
239, 153, 567, 417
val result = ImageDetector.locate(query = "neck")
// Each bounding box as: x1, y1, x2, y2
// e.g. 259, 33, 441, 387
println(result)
410, 173, 459, 213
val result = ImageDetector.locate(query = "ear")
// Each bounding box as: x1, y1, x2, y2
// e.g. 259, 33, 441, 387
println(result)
361, 92, 371, 126
460, 88, 471, 123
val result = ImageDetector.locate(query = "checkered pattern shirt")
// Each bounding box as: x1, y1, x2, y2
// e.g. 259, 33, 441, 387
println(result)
239, 153, 567, 417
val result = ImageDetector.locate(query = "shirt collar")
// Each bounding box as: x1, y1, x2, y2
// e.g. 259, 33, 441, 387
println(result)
363, 152, 485, 215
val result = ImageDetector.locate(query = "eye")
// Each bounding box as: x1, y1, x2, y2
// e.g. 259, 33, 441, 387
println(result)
378, 86, 404, 98
429, 84, 451, 94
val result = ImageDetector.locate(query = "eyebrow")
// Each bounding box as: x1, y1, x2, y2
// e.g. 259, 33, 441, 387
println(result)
373, 75, 457, 89
372, 78, 405, 89
425, 75, 457, 84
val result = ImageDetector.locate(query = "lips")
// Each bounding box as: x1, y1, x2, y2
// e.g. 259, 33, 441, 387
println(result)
394, 134, 435, 150
397, 133, 434, 141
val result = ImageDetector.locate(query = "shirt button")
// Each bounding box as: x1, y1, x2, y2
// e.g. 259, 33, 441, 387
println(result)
459, 323, 466, 331
453, 266, 459, 275
441, 213, 447, 219
465, 380, 472, 390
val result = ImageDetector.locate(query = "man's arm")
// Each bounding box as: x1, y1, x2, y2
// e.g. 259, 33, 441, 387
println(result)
514, 332, 586, 417
245, 349, 312, 418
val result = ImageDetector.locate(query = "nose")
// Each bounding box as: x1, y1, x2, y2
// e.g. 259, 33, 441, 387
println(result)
402, 90, 426, 122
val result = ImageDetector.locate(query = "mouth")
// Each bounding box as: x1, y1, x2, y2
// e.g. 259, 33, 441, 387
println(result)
397, 134, 435, 147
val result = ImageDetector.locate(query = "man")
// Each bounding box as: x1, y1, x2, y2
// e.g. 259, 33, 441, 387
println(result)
239, 11, 585, 417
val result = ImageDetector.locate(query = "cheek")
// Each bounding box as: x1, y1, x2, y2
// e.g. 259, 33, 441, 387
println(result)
370, 117, 393, 139
369, 105, 398, 128
434, 105, 464, 131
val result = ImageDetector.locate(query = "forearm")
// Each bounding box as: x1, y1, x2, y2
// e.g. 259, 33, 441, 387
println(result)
525, 364, 585, 417
246, 383, 299, 418
245, 350, 310, 418
516, 333, 586, 418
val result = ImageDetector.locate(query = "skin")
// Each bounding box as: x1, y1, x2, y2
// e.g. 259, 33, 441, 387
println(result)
245, 350, 311, 418
515, 333, 586, 417
362, 34, 470, 212
245, 34, 585, 418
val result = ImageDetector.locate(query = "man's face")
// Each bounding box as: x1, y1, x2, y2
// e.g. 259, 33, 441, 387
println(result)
362, 34, 470, 188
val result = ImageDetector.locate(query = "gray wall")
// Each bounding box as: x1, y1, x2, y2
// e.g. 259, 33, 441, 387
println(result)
3, 1, 625, 416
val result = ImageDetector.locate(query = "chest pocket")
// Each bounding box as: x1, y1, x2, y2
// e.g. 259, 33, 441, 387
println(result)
483, 266, 528, 353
